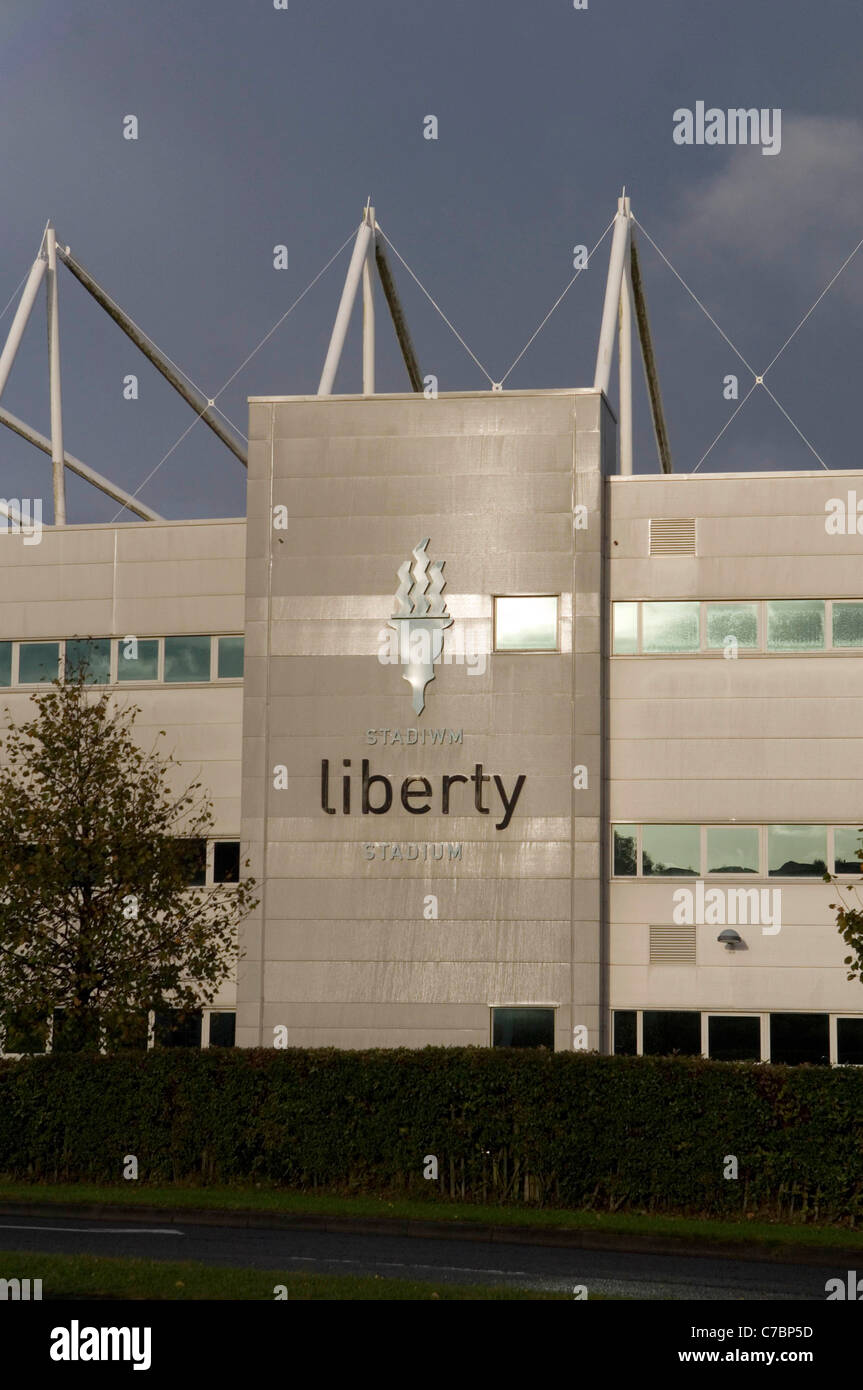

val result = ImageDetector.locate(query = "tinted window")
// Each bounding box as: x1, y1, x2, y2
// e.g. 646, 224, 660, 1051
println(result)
102, 1014, 149, 1052
209, 1012, 236, 1048
766, 600, 824, 651
177, 839, 207, 886
834, 827, 863, 875
213, 841, 241, 883
494, 597, 558, 651
613, 1011, 637, 1056
708, 1015, 760, 1062
18, 641, 59, 684
642, 1011, 701, 1056
837, 1018, 863, 1066
0, 642, 11, 686
3, 1008, 48, 1054
706, 826, 759, 874
642, 602, 700, 653
164, 635, 211, 682
770, 1013, 829, 1066
832, 602, 863, 648
706, 602, 758, 649
154, 1010, 203, 1049
642, 824, 700, 876
65, 638, 110, 684
117, 637, 159, 682
492, 1007, 555, 1048
612, 602, 638, 655
52, 1008, 100, 1053
217, 636, 244, 678
768, 825, 827, 876
613, 825, 637, 875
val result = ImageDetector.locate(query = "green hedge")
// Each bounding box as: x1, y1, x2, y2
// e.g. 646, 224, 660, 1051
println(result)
0, 1048, 861, 1221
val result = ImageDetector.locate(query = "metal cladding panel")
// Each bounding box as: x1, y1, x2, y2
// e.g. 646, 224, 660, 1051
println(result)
239, 390, 611, 1049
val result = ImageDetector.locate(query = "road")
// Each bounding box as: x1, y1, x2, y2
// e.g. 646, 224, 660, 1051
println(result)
0, 1214, 835, 1299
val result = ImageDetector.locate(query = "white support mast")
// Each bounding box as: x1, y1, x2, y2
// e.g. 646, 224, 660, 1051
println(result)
318, 206, 375, 396
45, 223, 66, 525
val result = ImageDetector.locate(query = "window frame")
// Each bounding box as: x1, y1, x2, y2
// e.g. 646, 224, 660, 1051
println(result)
492, 595, 560, 654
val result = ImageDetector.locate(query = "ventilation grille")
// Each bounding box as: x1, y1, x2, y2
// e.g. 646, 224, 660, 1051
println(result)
649, 517, 696, 556
649, 924, 697, 964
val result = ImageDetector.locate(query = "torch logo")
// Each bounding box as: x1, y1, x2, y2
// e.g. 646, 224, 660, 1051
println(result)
388, 538, 453, 715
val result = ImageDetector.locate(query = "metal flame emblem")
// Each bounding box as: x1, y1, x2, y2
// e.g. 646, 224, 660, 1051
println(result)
388, 538, 453, 715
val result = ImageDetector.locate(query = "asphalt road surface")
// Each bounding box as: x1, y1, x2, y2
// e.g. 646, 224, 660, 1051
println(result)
0, 1215, 835, 1299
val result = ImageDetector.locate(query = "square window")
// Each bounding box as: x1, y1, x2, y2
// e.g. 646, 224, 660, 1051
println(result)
768, 825, 827, 877
834, 827, 863, 875
642, 1011, 700, 1056
51, 1008, 100, 1053
613, 1011, 637, 1056
494, 597, 558, 651
18, 641, 59, 684
491, 1007, 555, 1048
708, 1015, 760, 1061
208, 1012, 236, 1048
706, 826, 759, 874
769, 1013, 829, 1066
612, 825, 637, 875
164, 635, 211, 683
102, 1014, 149, 1052
642, 824, 700, 876
65, 638, 110, 685
117, 637, 159, 682
213, 841, 241, 883
832, 602, 863, 648
642, 602, 700, 654
217, 635, 244, 679
3, 1008, 48, 1055
612, 602, 638, 654
0, 642, 11, 686
766, 600, 824, 651
837, 1018, 863, 1066
706, 602, 758, 649
154, 1009, 202, 1049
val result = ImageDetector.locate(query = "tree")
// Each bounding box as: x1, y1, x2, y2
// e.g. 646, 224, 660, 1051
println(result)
0, 668, 257, 1052
824, 830, 863, 984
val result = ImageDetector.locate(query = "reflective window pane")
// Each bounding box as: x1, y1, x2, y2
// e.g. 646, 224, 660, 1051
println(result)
613, 1011, 637, 1056
835, 826, 863, 875
492, 1007, 555, 1048
769, 1013, 829, 1066
213, 841, 240, 883
613, 825, 637, 875
217, 635, 244, 678
164, 635, 211, 682
708, 1015, 760, 1061
642, 1011, 700, 1056
706, 826, 759, 874
706, 602, 758, 649
832, 602, 863, 648
209, 1012, 236, 1048
642, 824, 700, 876
766, 600, 824, 651
642, 602, 700, 653
837, 1018, 863, 1066
494, 596, 558, 651
612, 602, 638, 655
117, 638, 159, 682
177, 839, 207, 886
65, 638, 110, 685
154, 1009, 202, 1049
768, 825, 827, 876
0, 642, 10, 686
18, 641, 59, 684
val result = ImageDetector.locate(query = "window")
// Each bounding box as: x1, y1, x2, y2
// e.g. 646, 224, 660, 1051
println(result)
642, 1011, 700, 1056
217, 635, 244, 678
65, 638, 110, 685
613, 1011, 637, 1056
3, 1008, 48, 1055
641, 602, 700, 654
612, 602, 638, 654
491, 1007, 555, 1048
494, 597, 558, 651
766, 600, 824, 651
208, 1012, 236, 1048
642, 824, 700, 876
154, 1009, 203, 1049
768, 825, 827, 877
213, 841, 241, 883
769, 1013, 829, 1066
706, 826, 759, 874
706, 602, 758, 650
832, 602, 863, 648
0, 642, 10, 686
117, 637, 159, 682
177, 839, 207, 886
708, 1015, 760, 1062
102, 1014, 149, 1052
51, 1008, 100, 1053
834, 827, 863, 875
164, 635, 211, 683
837, 1018, 863, 1066
18, 641, 59, 684
612, 825, 637, 875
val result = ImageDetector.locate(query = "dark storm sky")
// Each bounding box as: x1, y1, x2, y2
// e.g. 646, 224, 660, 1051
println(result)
1, 0, 861, 521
